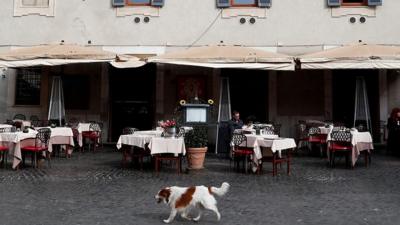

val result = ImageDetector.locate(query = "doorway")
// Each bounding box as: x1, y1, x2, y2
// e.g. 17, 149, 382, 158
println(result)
109, 64, 156, 141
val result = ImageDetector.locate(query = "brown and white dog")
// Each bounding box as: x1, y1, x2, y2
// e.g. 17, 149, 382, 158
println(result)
155, 182, 230, 223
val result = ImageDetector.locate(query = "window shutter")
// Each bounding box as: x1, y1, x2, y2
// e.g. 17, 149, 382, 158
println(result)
216, 0, 230, 8
368, 0, 382, 6
112, 0, 125, 7
258, 0, 271, 8
327, 0, 340, 7
151, 0, 164, 7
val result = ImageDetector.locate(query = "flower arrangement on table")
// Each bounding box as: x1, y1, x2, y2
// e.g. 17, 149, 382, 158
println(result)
158, 119, 178, 137
158, 120, 176, 129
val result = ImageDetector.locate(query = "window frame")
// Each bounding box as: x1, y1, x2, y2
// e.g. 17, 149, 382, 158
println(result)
20, 0, 50, 8
14, 68, 42, 106
125, 0, 151, 6
341, 0, 368, 7
231, 0, 257, 7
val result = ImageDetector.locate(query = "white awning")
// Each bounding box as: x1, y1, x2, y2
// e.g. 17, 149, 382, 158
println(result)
147, 45, 295, 71
298, 43, 400, 69
0, 43, 116, 68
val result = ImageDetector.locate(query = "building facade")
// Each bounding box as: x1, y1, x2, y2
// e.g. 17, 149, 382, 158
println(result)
1, 0, 399, 151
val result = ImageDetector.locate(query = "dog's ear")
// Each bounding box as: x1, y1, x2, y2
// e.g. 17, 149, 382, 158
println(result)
159, 188, 171, 203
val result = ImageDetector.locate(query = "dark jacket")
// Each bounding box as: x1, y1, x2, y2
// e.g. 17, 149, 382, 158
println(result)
387, 117, 400, 154
228, 118, 243, 135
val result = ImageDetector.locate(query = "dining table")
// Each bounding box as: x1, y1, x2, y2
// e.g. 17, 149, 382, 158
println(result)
237, 134, 297, 172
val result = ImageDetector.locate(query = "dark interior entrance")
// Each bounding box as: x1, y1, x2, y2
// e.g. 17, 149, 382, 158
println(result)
225, 69, 269, 124
332, 70, 380, 139
109, 64, 156, 141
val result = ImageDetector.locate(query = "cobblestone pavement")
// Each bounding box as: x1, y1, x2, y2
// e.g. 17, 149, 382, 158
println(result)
1, 147, 400, 225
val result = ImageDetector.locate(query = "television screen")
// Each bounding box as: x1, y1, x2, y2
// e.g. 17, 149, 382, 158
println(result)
186, 108, 207, 123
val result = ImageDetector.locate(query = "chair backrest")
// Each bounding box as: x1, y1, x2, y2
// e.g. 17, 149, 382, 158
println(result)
72, 128, 79, 138
308, 127, 321, 136
330, 130, 352, 143
175, 127, 186, 138
297, 123, 308, 139
31, 120, 41, 127
332, 126, 346, 132
36, 128, 52, 147
272, 123, 281, 136
356, 123, 368, 132
263, 126, 276, 135
68, 117, 79, 128
122, 127, 138, 135
30, 115, 39, 121
232, 132, 247, 147
13, 114, 26, 120
89, 123, 101, 132
0, 127, 11, 133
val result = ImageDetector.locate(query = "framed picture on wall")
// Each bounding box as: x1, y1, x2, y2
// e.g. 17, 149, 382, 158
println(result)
177, 76, 206, 101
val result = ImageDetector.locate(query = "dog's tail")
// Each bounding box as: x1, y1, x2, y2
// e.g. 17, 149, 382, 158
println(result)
210, 182, 230, 197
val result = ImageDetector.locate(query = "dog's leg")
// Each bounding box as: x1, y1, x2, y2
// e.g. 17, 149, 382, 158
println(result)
163, 209, 177, 224
192, 209, 202, 222
180, 208, 192, 220
205, 204, 221, 221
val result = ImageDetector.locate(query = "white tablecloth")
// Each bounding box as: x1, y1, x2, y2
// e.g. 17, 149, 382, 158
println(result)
0, 124, 12, 129
245, 135, 297, 159
116, 130, 163, 149
35, 127, 75, 155
117, 134, 154, 149
134, 130, 163, 136
148, 137, 186, 156
240, 134, 296, 171
0, 130, 37, 169
327, 131, 374, 166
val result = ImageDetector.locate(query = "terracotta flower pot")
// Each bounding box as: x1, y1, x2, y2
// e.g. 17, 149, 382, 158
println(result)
186, 147, 207, 169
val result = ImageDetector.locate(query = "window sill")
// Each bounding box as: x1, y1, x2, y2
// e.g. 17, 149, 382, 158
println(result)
222, 7, 267, 18
116, 6, 160, 17
13, 0, 55, 17
331, 6, 376, 18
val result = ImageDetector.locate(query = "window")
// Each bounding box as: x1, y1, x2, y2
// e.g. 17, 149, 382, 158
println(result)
327, 0, 382, 7
217, 0, 271, 8
21, 0, 49, 7
15, 68, 41, 105
342, 0, 367, 6
232, 0, 257, 7
14, 0, 55, 17
126, 0, 151, 6
62, 76, 90, 110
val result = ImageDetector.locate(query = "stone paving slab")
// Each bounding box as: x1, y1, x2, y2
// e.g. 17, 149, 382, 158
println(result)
0, 148, 399, 225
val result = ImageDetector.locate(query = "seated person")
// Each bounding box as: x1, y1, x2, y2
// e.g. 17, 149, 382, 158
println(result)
242, 115, 256, 130
229, 111, 244, 134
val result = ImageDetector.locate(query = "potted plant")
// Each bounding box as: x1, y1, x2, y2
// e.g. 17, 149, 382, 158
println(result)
184, 125, 208, 169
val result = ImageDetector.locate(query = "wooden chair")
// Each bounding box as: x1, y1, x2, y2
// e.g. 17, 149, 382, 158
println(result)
21, 128, 51, 168
259, 148, 291, 176
82, 123, 101, 152
328, 130, 352, 168
231, 132, 253, 173
154, 153, 182, 174
0, 128, 10, 168
308, 127, 327, 157
154, 128, 184, 173
120, 127, 142, 169
72, 128, 81, 153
